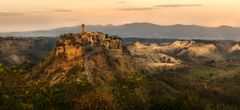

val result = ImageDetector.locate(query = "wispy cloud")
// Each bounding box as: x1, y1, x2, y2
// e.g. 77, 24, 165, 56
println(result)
51, 9, 72, 12
116, 7, 153, 11
30, 9, 72, 14
155, 4, 203, 8
116, 1, 127, 4
30, 11, 44, 14
117, 3, 203, 11
0, 11, 25, 16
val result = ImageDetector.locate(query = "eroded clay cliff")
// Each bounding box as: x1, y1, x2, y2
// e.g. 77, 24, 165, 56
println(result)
34, 32, 136, 84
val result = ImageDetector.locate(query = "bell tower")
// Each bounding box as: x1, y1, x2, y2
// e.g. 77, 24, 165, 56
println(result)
81, 24, 85, 34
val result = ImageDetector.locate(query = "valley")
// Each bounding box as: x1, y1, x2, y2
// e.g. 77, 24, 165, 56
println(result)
0, 33, 240, 109
1, 0, 239, 109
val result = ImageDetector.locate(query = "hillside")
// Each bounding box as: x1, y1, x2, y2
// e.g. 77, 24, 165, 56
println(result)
1, 23, 240, 40
1, 34, 240, 109
32, 32, 137, 84
127, 40, 239, 65
228, 43, 240, 59
0, 37, 56, 66
127, 41, 184, 73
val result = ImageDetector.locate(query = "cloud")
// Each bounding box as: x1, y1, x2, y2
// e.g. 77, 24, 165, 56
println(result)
30, 9, 72, 14
116, 3, 203, 11
155, 4, 203, 8
116, 1, 127, 4
51, 9, 72, 12
116, 7, 153, 11
0, 11, 25, 16
28, 9, 73, 14
30, 11, 44, 14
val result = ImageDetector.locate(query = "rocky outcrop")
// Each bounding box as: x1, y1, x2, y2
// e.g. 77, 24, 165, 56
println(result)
127, 40, 228, 70
166, 40, 225, 62
170, 40, 196, 49
128, 42, 184, 73
34, 32, 136, 84
228, 44, 240, 54
176, 43, 225, 61
227, 43, 240, 59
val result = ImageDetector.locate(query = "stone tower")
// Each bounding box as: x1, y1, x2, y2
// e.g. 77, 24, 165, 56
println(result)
81, 24, 85, 34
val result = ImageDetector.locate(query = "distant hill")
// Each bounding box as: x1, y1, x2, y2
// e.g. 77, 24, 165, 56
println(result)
1, 23, 240, 40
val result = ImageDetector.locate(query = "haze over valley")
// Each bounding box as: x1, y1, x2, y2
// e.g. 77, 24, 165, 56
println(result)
1, 23, 240, 41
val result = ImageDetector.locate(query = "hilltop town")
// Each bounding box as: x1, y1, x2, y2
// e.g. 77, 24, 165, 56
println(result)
32, 24, 136, 83
55, 24, 123, 60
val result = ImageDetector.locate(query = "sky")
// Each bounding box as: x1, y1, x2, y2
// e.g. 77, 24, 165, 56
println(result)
0, 0, 240, 32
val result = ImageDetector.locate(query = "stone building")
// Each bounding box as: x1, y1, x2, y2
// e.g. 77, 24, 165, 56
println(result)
55, 25, 123, 60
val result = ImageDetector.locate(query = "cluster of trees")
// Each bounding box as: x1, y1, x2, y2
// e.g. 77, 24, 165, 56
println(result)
1, 79, 113, 110
0, 64, 238, 110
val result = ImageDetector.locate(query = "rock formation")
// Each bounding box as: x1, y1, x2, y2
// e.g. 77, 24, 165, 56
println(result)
127, 40, 230, 71
228, 44, 240, 54
170, 40, 196, 49
161, 40, 224, 62
176, 43, 224, 61
127, 41, 184, 73
227, 43, 240, 59
34, 30, 136, 84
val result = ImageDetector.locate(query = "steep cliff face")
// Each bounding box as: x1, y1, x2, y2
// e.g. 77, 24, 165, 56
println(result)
176, 43, 225, 61
127, 42, 184, 73
228, 43, 240, 59
228, 44, 240, 53
158, 40, 224, 62
127, 40, 232, 71
170, 40, 196, 50
34, 32, 136, 84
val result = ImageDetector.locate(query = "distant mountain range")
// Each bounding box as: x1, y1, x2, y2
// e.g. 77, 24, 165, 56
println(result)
1, 23, 240, 41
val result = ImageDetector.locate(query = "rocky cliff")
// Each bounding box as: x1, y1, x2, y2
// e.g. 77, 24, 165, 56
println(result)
127, 41, 184, 73
228, 43, 240, 59
127, 40, 240, 71
33, 32, 137, 84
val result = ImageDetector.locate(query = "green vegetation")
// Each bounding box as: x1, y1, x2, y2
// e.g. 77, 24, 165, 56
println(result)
0, 62, 240, 110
